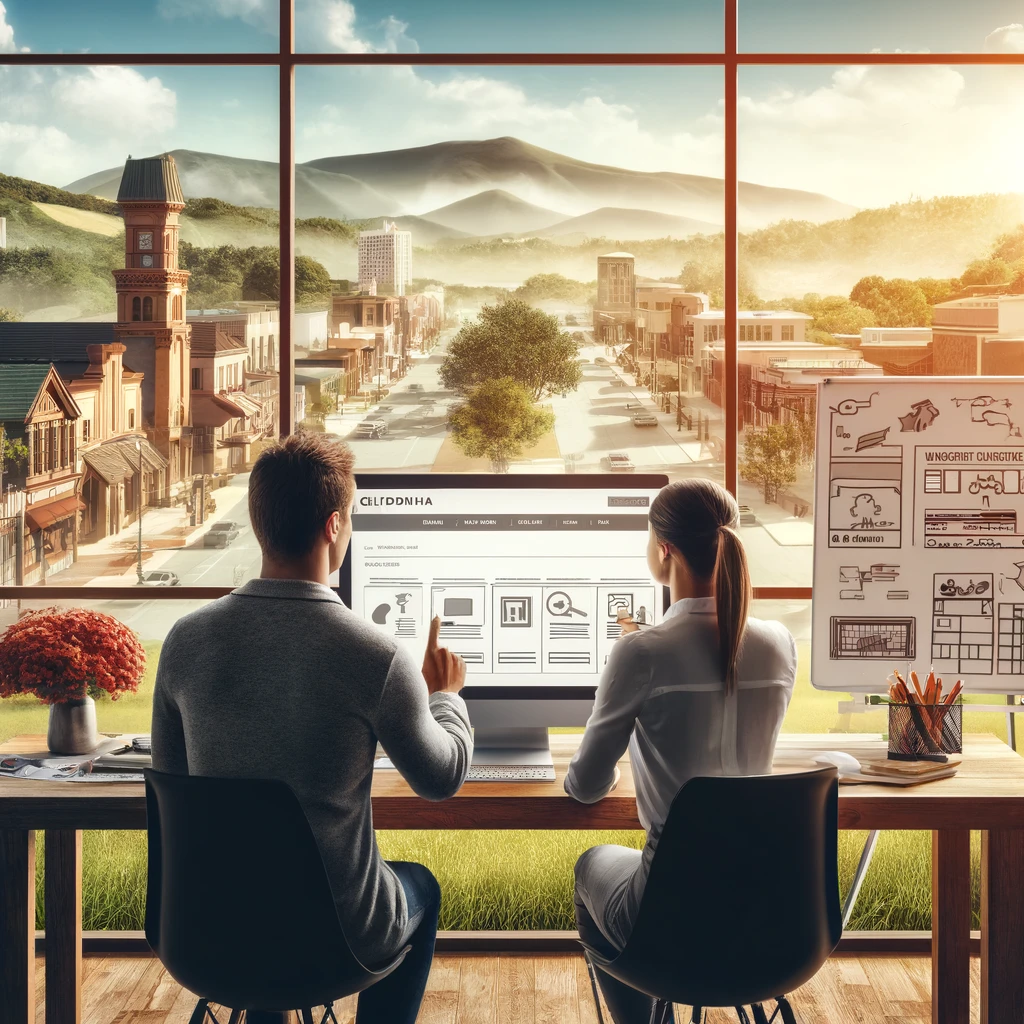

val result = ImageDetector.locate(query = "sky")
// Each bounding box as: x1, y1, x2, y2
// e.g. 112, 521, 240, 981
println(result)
1, 0, 1023, 208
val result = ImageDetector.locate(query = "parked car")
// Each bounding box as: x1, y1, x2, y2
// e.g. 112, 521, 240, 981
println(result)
408, 382, 424, 392
565, 314, 578, 325
632, 412, 659, 427
356, 419, 389, 439
603, 452, 635, 472
594, 356, 609, 365
138, 570, 180, 586
203, 522, 240, 548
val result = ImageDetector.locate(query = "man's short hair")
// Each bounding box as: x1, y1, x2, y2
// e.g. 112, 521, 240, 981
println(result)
248, 432, 355, 560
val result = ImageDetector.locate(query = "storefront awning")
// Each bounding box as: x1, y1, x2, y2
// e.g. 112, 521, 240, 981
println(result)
81, 436, 168, 485
192, 392, 247, 428
25, 495, 85, 532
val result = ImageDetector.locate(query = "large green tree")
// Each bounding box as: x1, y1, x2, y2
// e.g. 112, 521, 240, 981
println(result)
448, 377, 554, 472
849, 276, 931, 327
739, 424, 799, 504
0, 307, 22, 322
513, 273, 595, 307
439, 298, 582, 401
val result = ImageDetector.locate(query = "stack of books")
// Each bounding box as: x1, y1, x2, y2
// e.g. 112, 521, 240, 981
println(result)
851, 756, 961, 786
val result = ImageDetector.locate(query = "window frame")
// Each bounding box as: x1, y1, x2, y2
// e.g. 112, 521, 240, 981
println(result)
2, 1, 1022, 602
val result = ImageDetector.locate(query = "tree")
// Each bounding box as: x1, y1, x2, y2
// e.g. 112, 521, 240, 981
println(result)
798, 294, 875, 341
849, 276, 931, 327
439, 299, 582, 401
739, 424, 799, 504
914, 277, 958, 306
513, 273, 595, 307
296, 254, 332, 306
448, 378, 554, 472
959, 257, 1013, 288
239, 251, 332, 305
0, 307, 21, 322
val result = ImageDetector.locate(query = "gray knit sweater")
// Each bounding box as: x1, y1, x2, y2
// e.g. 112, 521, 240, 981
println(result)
151, 578, 473, 964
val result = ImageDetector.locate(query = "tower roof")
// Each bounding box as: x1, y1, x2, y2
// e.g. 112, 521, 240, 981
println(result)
117, 154, 185, 205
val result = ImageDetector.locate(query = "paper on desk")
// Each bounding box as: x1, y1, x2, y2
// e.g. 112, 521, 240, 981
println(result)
0, 756, 91, 780
374, 757, 396, 770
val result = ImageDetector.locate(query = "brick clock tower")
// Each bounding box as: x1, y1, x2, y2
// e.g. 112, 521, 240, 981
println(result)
113, 154, 192, 492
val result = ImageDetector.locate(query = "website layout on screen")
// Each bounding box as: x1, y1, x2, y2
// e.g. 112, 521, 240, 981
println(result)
345, 487, 660, 685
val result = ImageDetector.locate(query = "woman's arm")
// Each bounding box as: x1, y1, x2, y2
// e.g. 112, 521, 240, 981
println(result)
564, 633, 650, 804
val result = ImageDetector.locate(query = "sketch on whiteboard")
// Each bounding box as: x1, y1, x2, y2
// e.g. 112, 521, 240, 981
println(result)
969, 473, 1005, 495
848, 493, 896, 529
932, 572, 994, 675
830, 616, 916, 659
898, 399, 940, 432
830, 392, 879, 416
952, 395, 1022, 439
839, 564, 901, 600
854, 427, 890, 452
997, 604, 1024, 674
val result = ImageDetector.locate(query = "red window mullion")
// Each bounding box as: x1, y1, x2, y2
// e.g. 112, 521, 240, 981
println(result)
724, 0, 738, 496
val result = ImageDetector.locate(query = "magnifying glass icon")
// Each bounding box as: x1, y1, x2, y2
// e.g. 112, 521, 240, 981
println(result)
546, 591, 586, 617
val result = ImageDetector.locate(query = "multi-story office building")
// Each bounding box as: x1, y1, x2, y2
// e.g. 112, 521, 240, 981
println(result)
358, 221, 412, 297
931, 295, 1024, 375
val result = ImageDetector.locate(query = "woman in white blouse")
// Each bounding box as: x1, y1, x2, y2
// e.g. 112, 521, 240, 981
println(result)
565, 479, 798, 1024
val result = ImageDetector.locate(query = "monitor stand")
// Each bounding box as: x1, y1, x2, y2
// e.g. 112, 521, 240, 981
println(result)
471, 726, 553, 767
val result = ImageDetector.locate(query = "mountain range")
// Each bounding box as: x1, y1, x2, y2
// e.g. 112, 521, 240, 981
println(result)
64, 136, 856, 241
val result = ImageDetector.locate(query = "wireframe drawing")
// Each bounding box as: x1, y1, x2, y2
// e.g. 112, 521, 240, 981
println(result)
899, 399, 940, 432
830, 617, 915, 659
952, 396, 1022, 438
839, 564, 900, 600
848, 493, 896, 529
932, 572, 994, 675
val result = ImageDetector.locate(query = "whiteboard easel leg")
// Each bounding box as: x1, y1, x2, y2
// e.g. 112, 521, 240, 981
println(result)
1007, 695, 1017, 753
842, 829, 880, 930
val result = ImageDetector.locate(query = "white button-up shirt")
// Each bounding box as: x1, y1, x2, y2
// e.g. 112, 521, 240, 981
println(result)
565, 597, 798, 942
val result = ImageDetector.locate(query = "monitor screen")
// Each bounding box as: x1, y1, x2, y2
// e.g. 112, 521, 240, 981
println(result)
336, 474, 668, 688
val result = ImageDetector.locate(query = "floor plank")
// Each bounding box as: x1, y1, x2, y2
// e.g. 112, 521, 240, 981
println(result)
32, 954, 984, 1024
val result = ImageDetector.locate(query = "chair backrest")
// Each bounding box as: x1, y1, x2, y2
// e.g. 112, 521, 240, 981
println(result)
145, 769, 401, 1012
600, 766, 841, 1009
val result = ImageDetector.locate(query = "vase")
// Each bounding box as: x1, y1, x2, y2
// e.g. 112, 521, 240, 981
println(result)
46, 696, 101, 755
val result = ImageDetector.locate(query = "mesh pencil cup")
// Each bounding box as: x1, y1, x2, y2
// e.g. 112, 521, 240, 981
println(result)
887, 701, 963, 763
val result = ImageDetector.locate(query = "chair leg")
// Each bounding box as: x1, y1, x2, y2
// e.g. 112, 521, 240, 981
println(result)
776, 996, 799, 1024
735, 1008, 752, 1024
751, 1004, 771, 1024
301, 1011, 315, 1024
188, 1000, 211, 1024
690, 1008, 704, 1024
226, 1011, 242, 1024
583, 951, 607, 1024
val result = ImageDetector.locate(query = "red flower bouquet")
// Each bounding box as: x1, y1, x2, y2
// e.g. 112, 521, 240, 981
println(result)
0, 607, 146, 705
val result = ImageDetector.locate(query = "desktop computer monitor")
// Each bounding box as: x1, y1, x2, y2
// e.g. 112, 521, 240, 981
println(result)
335, 473, 670, 768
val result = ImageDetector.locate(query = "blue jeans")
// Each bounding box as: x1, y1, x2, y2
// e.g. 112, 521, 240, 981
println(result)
356, 861, 441, 1024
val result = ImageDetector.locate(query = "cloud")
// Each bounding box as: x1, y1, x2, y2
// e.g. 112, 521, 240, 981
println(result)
158, 0, 276, 31
0, 122, 76, 182
986, 23, 1024, 53
53, 67, 177, 135
310, 0, 417, 52
0, 1, 28, 51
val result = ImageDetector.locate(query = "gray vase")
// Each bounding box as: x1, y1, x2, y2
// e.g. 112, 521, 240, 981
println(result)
47, 696, 101, 755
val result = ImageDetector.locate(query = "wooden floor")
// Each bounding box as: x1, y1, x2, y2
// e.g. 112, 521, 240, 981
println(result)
38, 954, 983, 1024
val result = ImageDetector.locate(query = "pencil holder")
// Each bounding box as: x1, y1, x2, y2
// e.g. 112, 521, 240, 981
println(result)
887, 701, 962, 762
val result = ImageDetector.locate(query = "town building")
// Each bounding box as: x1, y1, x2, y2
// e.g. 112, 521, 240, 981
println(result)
358, 221, 412, 296
0, 365, 81, 584
931, 295, 1024, 375
330, 293, 404, 384
856, 326, 933, 375
0, 327, 166, 545
593, 252, 637, 345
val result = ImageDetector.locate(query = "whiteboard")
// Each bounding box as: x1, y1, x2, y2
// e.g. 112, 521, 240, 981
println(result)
812, 377, 1024, 694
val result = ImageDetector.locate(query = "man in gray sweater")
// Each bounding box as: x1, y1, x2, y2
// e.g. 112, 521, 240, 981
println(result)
152, 433, 472, 1024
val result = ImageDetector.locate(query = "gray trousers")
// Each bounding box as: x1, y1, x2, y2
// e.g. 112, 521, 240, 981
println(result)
574, 845, 660, 1024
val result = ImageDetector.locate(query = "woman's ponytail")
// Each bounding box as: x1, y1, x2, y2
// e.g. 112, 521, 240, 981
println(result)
649, 479, 752, 693
713, 525, 751, 695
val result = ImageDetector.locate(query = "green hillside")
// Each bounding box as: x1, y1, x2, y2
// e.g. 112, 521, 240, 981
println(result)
0, 172, 120, 215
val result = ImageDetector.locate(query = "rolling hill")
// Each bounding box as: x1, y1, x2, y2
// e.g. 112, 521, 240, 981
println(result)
536, 207, 720, 241
66, 137, 855, 232
422, 189, 566, 236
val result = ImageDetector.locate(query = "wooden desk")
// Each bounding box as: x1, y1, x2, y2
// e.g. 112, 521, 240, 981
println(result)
2, 733, 1023, 1024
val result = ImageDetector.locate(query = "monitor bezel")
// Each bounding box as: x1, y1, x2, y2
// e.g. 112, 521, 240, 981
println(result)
337, 472, 670, 701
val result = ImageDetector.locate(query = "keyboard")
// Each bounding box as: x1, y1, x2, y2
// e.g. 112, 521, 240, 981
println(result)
466, 764, 556, 782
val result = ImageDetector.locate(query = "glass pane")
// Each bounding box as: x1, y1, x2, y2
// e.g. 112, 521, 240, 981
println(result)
0, 67, 278, 587
296, 0, 723, 53
740, 0, 1024, 53
296, 65, 725, 489
735, 63, 1024, 588
0, 0, 279, 53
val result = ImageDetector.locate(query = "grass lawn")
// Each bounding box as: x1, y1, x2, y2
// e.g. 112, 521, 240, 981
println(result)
1, 642, 1004, 932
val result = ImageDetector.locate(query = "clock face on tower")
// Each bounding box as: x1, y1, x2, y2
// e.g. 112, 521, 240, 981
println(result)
141, 255, 154, 268
138, 231, 153, 251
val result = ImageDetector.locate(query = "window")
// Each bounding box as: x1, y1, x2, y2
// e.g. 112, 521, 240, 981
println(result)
142, 297, 153, 322
191, 368, 202, 391
128, 409, 135, 430
781, 325, 794, 342
81, 420, 91, 444
218, 367, 225, 391
763, 325, 773, 342
132, 297, 141, 321
172, 295, 183, 321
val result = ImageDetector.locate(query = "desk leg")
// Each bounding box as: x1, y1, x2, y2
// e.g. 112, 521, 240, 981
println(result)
981, 830, 1024, 1024
0, 829, 36, 1024
931, 830, 971, 1024
44, 829, 82, 1024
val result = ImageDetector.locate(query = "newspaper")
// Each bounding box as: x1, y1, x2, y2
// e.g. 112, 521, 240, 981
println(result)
0, 734, 151, 782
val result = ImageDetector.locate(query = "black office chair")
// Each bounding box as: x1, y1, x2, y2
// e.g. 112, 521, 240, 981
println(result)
144, 769, 409, 1024
582, 766, 841, 1024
